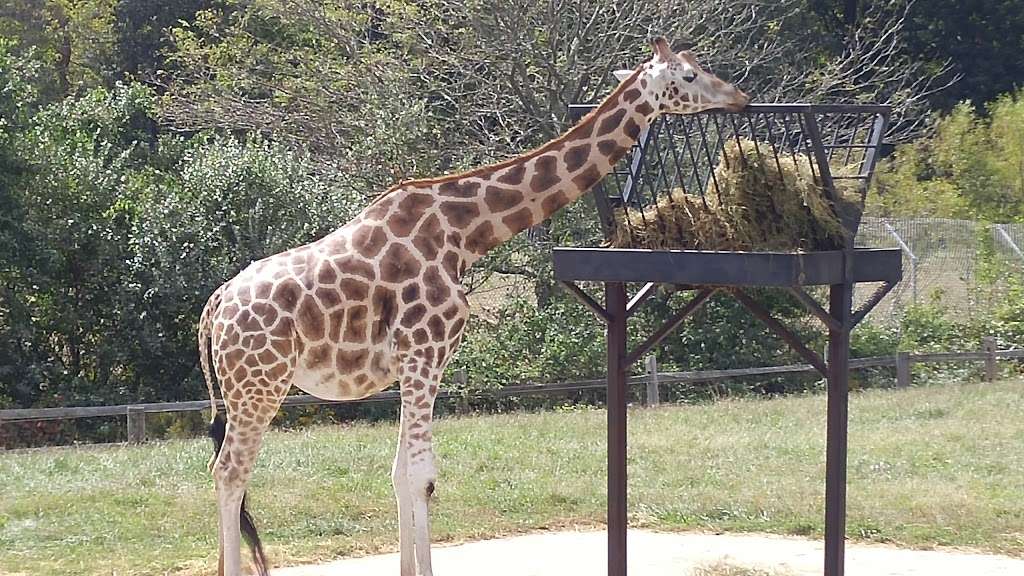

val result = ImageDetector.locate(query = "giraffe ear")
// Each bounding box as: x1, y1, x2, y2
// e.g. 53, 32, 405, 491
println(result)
612, 70, 633, 83
649, 36, 676, 62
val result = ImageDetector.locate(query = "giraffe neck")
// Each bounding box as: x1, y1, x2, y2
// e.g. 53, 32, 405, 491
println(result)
397, 70, 657, 266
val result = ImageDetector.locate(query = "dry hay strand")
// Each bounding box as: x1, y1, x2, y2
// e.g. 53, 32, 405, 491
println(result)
610, 138, 861, 252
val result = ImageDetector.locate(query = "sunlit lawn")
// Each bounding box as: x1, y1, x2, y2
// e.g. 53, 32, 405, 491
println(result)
1, 378, 1022, 575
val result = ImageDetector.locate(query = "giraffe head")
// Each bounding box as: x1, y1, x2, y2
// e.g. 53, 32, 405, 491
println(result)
620, 36, 749, 115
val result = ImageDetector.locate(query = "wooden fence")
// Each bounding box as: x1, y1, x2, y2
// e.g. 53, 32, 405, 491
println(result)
2, 337, 1022, 444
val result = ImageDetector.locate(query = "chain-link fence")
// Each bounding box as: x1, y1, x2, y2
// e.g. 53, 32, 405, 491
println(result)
856, 218, 1024, 322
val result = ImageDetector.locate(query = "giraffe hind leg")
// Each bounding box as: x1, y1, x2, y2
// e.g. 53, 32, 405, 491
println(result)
210, 411, 270, 576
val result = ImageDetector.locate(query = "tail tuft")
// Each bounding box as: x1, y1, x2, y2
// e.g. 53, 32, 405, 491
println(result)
209, 412, 269, 576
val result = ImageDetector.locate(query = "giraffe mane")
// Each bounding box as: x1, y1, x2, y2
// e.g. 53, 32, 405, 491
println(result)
364, 65, 645, 208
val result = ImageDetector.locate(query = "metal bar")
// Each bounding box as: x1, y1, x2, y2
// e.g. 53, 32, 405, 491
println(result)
731, 289, 828, 376
995, 224, 1024, 261
626, 282, 659, 318
824, 282, 853, 576
568, 103, 893, 118
851, 280, 896, 327
882, 221, 917, 303
858, 112, 890, 188
559, 280, 610, 324
788, 287, 842, 331
551, 248, 902, 286
605, 282, 629, 576
626, 288, 717, 366
802, 112, 841, 211
621, 123, 653, 205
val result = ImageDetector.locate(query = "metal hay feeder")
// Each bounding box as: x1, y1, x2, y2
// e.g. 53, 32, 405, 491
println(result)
553, 104, 902, 576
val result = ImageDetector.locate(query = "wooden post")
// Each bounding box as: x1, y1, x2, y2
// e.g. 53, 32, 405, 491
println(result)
982, 336, 997, 382
895, 352, 911, 388
645, 355, 660, 407
126, 406, 146, 444
606, 282, 628, 576
454, 370, 469, 414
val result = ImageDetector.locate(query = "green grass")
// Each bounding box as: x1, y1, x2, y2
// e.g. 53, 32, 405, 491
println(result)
2, 378, 1023, 575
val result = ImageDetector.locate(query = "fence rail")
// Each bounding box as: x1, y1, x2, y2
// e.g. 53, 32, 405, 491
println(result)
2, 339, 1022, 444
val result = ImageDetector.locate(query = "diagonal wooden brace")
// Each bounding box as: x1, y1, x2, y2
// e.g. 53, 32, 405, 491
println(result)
731, 288, 828, 377
625, 288, 717, 366
788, 287, 842, 332
851, 280, 897, 327
559, 280, 610, 324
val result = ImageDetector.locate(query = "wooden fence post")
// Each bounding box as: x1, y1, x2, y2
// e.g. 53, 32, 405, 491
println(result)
454, 370, 469, 414
645, 355, 661, 407
126, 406, 146, 444
895, 352, 911, 388
982, 336, 997, 382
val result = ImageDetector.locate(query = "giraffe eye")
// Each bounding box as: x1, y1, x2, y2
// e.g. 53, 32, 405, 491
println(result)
683, 72, 697, 83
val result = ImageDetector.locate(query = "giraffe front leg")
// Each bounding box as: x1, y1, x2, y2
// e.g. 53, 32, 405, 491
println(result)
398, 358, 440, 576
392, 406, 416, 576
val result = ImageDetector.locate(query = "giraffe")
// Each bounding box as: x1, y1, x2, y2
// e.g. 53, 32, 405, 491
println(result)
198, 36, 748, 576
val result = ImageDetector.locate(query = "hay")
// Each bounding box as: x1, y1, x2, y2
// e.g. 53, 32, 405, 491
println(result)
609, 138, 861, 252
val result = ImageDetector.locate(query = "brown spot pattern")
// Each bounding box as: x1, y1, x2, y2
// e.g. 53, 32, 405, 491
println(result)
343, 306, 367, 342
389, 193, 435, 237
541, 191, 569, 214
371, 286, 397, 343
501, 208, 534, 234
401, 283, 420, 303
465, 221, 498, 254
423, 266, 450, 307
334, 255, 375, 280
336, 349, 369, 373
530, 155, 559, 192
572, 165, 604, 191
271, 279, 302, 312
412, 214, 444, 260
597, 108, 626, 136
636, 101, 654, 116
296, 296, 325, 341
380, 244, 422, 283
438, 201, 480, 228
351, 225, 387, 258
401, 304, 427, 328
624, 119, 640, 140
497, 164, 526, 185
438, 180, 480, 198
564, 144, 590, 172
484, 186, 523, 213
622, 88, 641, 103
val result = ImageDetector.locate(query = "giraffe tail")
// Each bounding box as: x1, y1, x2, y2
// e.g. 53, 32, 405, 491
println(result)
198, 286, 224, 421
210, 413, 270, 576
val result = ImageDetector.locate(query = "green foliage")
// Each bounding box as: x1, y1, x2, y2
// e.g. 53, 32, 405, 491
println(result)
451, 293, 606, 391
0, 79, 361, 418
870, 92, 1024, 221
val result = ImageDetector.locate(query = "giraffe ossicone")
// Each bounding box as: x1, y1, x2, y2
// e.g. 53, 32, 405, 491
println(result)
198, 35, 748, 576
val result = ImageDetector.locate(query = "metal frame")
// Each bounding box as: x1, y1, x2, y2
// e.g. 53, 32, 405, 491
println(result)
559, 103, 898, 576
555, 248, 901, 576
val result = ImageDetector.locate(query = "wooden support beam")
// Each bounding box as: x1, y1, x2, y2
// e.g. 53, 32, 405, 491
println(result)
559, 281, 610, 324
788, 287, 841, 331
625, 288, 716, 366
731, 289, 828, 377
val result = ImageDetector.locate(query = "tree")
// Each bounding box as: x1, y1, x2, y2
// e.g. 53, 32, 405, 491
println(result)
869, 90, 1024, 222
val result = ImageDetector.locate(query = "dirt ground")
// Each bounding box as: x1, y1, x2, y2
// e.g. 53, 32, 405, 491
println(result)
272, 529, 1024, 575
